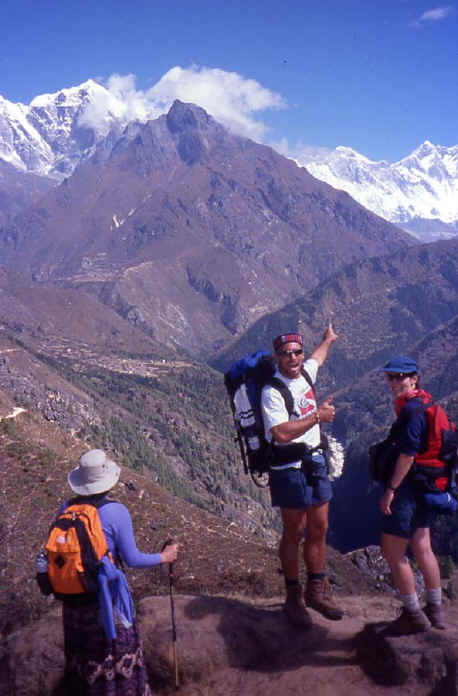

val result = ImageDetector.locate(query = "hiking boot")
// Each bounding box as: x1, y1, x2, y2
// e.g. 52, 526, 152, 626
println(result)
305, 578, 344, 620
388, 607, 431, 635
284, 584, 313, 628
424, 603, 446, 630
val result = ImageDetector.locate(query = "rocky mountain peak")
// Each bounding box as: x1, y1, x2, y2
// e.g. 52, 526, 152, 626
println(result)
166, 99, 210, 133
165, 100, 227, 165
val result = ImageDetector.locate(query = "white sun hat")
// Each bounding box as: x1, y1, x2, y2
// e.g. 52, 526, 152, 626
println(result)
68, 449, 121, 495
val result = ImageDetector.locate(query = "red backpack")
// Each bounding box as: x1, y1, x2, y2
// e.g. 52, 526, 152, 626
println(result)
412, 403, 458, 492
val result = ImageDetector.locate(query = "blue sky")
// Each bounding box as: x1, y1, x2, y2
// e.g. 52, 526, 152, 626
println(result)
1, 0, 457, 162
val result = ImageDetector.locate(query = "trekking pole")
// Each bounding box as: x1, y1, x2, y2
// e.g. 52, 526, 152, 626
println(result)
162, 539, 179, 690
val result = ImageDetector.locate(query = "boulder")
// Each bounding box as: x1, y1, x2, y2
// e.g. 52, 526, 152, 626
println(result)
0, 607, 64, 696
2, 594, 458, 696
356, 614, 458, 693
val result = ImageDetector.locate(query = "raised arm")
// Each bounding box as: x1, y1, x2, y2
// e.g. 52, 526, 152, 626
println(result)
309, 322, 338, 368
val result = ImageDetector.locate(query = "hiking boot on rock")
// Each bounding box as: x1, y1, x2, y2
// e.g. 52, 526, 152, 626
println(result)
305, 578, 344, 620
284, 584, 313, 629
424, 603, 446, 630
388, 607, 431, 635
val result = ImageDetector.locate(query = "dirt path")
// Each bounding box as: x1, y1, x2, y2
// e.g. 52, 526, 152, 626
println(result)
6, 591, 456, 695
140, 593, 432, 696
216, 595, 404, 696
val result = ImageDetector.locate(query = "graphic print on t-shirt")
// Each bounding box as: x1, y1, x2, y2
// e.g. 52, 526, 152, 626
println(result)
298, 387, 316, 417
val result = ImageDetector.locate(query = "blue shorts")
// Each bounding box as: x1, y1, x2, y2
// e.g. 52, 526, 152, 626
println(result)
381, 482, 437, 539
269, 453, 332, 509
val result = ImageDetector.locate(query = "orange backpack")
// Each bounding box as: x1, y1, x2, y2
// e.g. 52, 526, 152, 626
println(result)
45, 498, 111, 597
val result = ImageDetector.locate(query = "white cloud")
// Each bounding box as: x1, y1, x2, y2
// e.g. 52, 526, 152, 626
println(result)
78, 66, 286, 142
268, 139, 333, 167
78, 74, 162, 133
420, 5, 454, 20
105, 74, 162, 123
410, 5, 455, 26
147, 66, 285, 140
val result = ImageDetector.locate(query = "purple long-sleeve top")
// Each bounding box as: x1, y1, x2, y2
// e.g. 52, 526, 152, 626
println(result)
60, 499, 162, 568
99, 502, 162, 567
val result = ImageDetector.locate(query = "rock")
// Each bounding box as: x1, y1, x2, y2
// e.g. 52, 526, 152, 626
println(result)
3, 595, 458, 696
0, 594, 335, 695
0, 608, 64, 696
139, 594, 320, 681
356, 618, 458, 693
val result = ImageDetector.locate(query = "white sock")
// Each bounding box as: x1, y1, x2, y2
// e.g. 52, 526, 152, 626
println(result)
400, 593, 420, 612
426, 587, 442, 605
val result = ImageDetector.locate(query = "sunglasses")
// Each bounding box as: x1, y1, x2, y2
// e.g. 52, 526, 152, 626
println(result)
277, 349, 304, 357
386, 372, 414, 381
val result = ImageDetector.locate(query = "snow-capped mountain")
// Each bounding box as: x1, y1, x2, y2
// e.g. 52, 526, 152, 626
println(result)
0, 80, 127, 179
301, 142, 458, 241
1, 80, 457, 241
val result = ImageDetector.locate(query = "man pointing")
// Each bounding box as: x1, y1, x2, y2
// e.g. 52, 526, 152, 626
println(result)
261, 324, 344, 627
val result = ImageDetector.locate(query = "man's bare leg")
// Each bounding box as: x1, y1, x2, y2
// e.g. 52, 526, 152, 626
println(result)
280, 507, 307, 577
279, 507, 311, 627
303, 502, 344, 620
303, 502, 328, 572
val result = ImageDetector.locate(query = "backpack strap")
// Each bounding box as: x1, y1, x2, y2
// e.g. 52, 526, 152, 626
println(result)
54, 514, 101, 585
265, 377, 296, 417
264, 366, 321, 424
257, 377, 297, 462
66, 496, 125, 570
263, 367, 315, 418
301, 366, 315, 396
67, 495, 115, 509
264, 368, 324, 461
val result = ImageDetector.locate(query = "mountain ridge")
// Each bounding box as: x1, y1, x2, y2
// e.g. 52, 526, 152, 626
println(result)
1, 79, 457, 242
1, 100, 410, 357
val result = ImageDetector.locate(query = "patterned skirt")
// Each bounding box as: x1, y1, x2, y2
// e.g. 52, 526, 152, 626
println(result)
62, 601, 152, 696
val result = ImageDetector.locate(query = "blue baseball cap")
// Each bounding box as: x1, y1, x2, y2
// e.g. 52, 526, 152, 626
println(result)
381, 356, 418, 374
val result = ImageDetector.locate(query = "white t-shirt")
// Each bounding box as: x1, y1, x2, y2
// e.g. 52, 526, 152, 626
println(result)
261, 358, 319, 469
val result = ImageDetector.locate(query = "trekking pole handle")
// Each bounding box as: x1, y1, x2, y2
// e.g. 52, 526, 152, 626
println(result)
161, 538, 178, 565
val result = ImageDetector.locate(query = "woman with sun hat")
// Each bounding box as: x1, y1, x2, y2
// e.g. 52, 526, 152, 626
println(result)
52, 449, 178, 695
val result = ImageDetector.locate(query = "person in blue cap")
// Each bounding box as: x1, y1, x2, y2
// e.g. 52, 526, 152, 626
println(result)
379, 356, 445, 634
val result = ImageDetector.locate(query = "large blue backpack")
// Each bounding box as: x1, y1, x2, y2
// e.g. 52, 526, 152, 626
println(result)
224, 351, 314, 486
